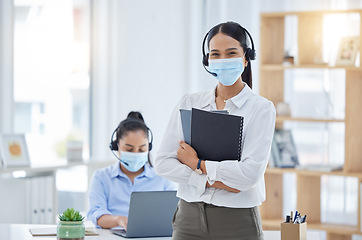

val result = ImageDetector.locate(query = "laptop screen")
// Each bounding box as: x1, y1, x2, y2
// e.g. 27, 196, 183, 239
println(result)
112, 191, 179, 238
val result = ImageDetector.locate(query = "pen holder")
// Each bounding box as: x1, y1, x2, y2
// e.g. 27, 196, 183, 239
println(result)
281, 222, 307, 240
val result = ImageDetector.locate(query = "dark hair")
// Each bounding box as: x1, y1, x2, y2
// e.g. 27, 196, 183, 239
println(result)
116, 111, 147, 141
116, 111, 152, 166
207, 21, 253, 88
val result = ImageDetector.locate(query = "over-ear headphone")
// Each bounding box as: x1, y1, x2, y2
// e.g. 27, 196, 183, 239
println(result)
109, 119, 153, 152
202, 23, 256, 76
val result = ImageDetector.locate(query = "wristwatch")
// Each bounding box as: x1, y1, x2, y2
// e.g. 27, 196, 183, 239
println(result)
195, 159, 203, 175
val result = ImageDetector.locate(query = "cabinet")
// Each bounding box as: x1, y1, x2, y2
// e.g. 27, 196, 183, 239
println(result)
0, 160, 114, 224
259, 10, 362, 240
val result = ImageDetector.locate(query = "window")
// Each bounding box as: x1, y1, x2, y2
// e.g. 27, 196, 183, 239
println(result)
13, 0, 90, 164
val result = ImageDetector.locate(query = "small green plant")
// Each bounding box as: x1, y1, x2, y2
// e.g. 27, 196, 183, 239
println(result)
58, 208, 85, 221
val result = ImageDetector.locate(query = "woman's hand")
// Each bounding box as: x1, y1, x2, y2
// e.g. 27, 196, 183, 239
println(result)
177, 141, 199, 170
116, 216, 128, 230
97, 215, 128, 229
177, 141, 239, 193
206, 181, 240, 193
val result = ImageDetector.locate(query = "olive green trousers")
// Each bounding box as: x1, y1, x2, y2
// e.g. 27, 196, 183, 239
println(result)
172, 199, 264, 240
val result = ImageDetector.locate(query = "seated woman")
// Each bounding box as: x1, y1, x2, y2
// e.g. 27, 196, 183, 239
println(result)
87, 111, 176, 229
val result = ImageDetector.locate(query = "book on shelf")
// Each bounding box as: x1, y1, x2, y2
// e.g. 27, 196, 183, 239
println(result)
269, 129, 299, 168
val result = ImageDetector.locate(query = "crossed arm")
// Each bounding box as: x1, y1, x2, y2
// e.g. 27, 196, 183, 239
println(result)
177, 140, 240, 193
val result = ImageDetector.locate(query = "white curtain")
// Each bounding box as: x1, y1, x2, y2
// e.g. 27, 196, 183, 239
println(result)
0, 0, 14, 133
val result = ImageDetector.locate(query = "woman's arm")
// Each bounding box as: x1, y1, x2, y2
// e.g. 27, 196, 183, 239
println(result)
88, 172, 127, 228
155, 96, 206, 183
204, 101, 276, 191
155, 95, 210, 196
97, 215, 128, 229
206, 181, 240, 193
177, 140, 240, 193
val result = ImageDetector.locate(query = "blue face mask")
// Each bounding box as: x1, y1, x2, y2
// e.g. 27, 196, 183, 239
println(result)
208, 57, 245, 86
119, 151, 148, 172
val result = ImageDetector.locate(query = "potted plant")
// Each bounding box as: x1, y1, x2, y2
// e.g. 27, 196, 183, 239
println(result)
57, 208, 85, 240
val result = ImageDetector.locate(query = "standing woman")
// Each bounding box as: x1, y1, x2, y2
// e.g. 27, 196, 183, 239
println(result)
87, 111, 176, 229
155, 22, 276, 240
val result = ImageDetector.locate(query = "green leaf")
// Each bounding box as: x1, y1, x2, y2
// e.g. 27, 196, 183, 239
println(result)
58, 207, 84, 221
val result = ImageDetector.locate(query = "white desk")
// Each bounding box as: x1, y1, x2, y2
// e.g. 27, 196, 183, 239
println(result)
0, 224, 322, 240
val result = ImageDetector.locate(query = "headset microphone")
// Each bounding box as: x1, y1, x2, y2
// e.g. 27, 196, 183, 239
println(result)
203, 64, 217, 77
110, 149, 129, 166
202, 33, 218, 77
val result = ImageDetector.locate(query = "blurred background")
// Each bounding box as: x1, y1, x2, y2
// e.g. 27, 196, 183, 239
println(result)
1, 0, 362, 238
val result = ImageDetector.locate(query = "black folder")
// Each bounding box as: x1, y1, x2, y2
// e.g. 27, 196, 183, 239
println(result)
190, 108, 244, 161
180, 109, 228, 145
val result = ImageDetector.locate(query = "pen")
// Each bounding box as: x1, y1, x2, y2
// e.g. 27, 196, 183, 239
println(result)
294, 211, 298, 223
293, 215, 301, 224
290, 211, 293, 224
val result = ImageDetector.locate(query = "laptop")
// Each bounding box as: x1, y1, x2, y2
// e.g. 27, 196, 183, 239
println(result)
111, 191, 179, 238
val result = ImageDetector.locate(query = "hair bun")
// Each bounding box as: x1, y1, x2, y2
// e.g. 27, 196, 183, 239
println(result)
127, 111, 145, 123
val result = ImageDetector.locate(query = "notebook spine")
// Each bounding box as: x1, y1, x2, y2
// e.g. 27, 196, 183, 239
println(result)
238, 117, 244, 161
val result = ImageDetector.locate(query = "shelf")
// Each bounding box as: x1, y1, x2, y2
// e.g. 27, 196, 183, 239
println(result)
309, 223, 360, 235
262, 219, 361, 235
261, 64, 362, 70
276, 116, 344, 123
0, 159, 116, 175
266, 167, 362, 178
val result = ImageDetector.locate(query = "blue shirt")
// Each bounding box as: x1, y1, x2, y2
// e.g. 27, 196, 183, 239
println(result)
87, 162, 177, 227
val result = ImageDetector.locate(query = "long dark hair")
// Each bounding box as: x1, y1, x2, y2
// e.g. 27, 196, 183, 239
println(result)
207, 21, 254, 88
116, 111, 152, 166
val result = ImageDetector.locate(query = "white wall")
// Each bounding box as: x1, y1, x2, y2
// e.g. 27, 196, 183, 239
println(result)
91, 0, 205, 159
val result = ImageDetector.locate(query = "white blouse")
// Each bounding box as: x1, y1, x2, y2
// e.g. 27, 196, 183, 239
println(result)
155, 83, 276, 208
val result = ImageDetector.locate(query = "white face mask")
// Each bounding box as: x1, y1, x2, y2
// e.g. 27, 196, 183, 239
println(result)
119, 151, 148, 172
208, 57, 245, 86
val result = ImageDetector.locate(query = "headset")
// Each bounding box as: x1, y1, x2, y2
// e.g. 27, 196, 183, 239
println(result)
202, 23, 256, 76
109, 119, 153, 165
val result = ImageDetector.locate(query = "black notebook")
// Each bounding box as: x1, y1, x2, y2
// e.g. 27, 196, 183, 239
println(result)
180, 109, 228, 145
190, 108, 244, 161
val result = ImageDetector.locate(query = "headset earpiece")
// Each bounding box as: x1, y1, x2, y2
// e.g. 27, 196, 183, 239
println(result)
109, 127, 119, 151
203, 53, 209, 66
246, 47, 256, 61
109, 140, 118, 151
242, 27, 256, 61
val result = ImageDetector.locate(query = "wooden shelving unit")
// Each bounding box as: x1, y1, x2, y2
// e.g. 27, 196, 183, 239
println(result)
259, 10, 362, 240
